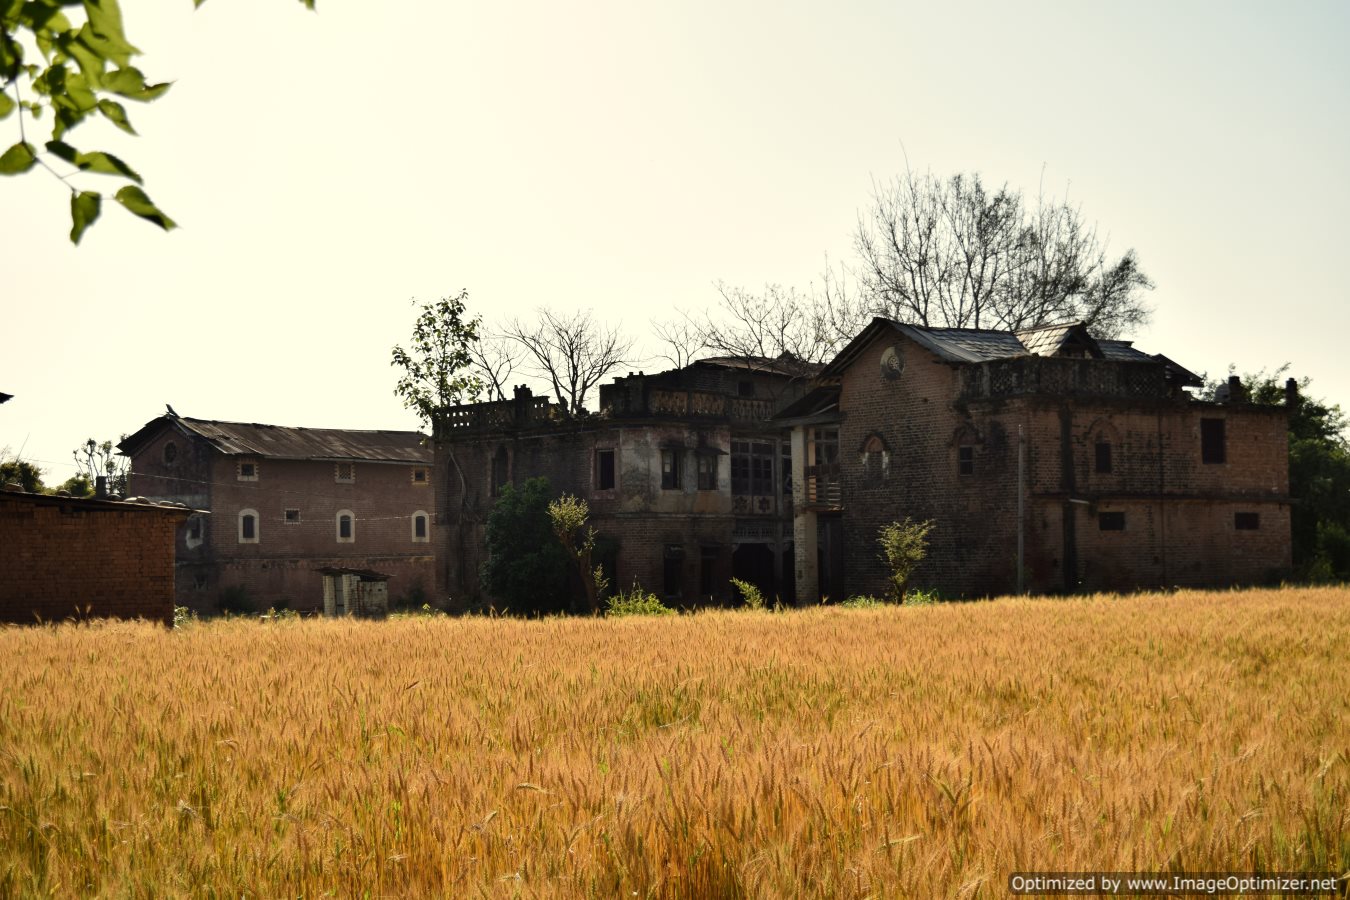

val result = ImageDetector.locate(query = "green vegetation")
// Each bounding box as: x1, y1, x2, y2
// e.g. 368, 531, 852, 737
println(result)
729, 576, 767, 610
604, 581, 675, 617
877, 517, 934, 603
480, 477, 571, 615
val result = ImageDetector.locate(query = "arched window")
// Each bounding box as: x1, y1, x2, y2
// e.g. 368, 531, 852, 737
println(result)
491, 446, 510, 496
411, 510, 430, 543
238, 509, 259, 544
860, 433, 890, 484
336, 510, 355, 543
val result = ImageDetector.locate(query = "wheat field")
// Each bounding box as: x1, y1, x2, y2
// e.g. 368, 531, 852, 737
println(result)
1, 587, 1346, 897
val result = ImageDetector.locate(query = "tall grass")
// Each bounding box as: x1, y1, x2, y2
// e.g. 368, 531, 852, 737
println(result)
0, 587, 1346, 897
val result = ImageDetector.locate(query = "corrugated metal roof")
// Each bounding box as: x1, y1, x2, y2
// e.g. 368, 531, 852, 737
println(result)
176, 418, 430, 462
121, 415, 430, 463
695, 355, 823, 377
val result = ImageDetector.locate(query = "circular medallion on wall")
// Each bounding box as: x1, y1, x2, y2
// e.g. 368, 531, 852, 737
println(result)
880, 345, 905, 381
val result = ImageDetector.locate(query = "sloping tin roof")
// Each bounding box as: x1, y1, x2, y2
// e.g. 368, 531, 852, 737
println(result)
122, 415, 430, 463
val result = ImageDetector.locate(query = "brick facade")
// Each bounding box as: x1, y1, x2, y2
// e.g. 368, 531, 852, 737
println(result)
121, 415, 435, 613
787, 320, 1292, 600
0, 489, 190, 625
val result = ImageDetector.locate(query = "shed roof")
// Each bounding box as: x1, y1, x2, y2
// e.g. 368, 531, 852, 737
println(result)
120, 414, 430, 463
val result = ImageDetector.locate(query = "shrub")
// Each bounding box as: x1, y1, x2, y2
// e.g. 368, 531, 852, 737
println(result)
172, 606, 197, 628
480, 478, 571, 615
877, 518, 935, 603
605, 582, 676, 618
729, 577, 766, 610
903, 587, 940, 606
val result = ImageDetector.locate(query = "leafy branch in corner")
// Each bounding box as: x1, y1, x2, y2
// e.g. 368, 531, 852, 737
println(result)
1, 0, 315, 244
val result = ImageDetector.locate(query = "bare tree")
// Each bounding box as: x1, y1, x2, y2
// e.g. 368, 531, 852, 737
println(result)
854, 169, 1152, 337
651, 317, 708, 370
467, 333, 524, 402
74, 437, 130, 496
504, 308, 633, 415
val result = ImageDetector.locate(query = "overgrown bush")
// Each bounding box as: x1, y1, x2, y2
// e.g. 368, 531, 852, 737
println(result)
605, 583, 676, 618
902, 587, 940, 606
481, 478, 571, 615
172, 606, 197, 628
878, 518, 934, 603
729, 577, 766, 610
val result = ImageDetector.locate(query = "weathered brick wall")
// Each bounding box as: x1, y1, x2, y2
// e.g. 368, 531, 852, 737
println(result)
833, 331, 1292, 598
128, 425, 436, 612
0, 493, 186, 625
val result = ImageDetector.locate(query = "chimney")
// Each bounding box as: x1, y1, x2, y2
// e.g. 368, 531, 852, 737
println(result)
95, 475, 108, 499
1285, 377, 1300, 408
1226, 375, 1247, 403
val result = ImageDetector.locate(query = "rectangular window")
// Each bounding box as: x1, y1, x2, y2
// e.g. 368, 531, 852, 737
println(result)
237, 460, 258, 481
187, 518, 202, 540
1201, 418, 1226, 464
335, 462, 356, 483
661, 449, 682, 490
731, 441, 775, 495
1235, 512, 1260, 530
414, 514, 428, 538
696, 454, 717, 491
958, 445, 975, 477
737, 380, 755, 398
411, 467, 428, 484
241, 515, 256, 540
1095, 442, 1112, 474
663, 544, 684, 599
1099, 511, 1126, 531
284, 508, 301, 524
596, 449, 616, 491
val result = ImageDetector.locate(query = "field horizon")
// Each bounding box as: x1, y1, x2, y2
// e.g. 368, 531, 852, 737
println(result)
2, 586, 1346, 897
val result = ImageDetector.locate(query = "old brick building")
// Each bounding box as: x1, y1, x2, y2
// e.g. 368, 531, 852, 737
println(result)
778, 319, 1293, 601
0, 487, 193, 625
119, 412, 435, 612
435, 357, 813, 609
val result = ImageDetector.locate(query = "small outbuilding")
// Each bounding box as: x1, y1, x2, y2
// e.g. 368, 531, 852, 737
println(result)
318, 567, 390, 618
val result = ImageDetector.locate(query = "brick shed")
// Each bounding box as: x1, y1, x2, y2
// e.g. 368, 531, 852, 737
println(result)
0, 487, 196, 625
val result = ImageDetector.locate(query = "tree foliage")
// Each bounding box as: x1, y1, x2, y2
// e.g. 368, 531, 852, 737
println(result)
391, 290, 484, 437
877, 517, 934, 603
0, 448, 44, 492
480, 477, 571, 615
1210, 368, 1350, 581
546, 493, 600, 615
2, 0, 314, 243
72, 435, 128, 495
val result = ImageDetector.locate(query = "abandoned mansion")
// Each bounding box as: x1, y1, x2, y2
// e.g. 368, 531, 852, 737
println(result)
433, 318, 1291, 609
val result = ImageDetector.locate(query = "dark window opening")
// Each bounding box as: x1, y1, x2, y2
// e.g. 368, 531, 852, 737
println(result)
1095, 442, 1112, 474
1201, 418, 1226, 464
239, 462, 256, 479
696, 454, 717, 491
414, 514, 427, 538
737, 380, 755, 398
241, 514, 256, 540
284, 508, 300, 524
699, 546, 718, 597
661, 449, 682, 490
781, 447, 792, 496
187, 518, 202, 540
958, 445, 975, 477
731, 441, 774, 495
338, 515, 352, 540
412, 467, 428, 483
596, 449, 616, 490
1235, 512, 1260, 530
1099, 511, 1126, 531
335, 463, 355, 482
663, 544, 684, 599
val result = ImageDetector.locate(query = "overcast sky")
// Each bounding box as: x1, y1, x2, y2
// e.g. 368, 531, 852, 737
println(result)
3, 0, 1347, 483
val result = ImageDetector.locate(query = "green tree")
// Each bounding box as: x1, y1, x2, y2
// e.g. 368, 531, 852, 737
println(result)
0, 449, 44, 492
877, 517, 934, 603
391, 291, 484, 437
480, 477, 571, 615
72, 435, 128, 495
1218, 368, 1350, 581
547, 493, 601, 615
2, 0, 314, 243
55, 473, 93, 496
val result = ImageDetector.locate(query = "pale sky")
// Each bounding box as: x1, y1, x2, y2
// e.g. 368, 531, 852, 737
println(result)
3, 1, 1348, 484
